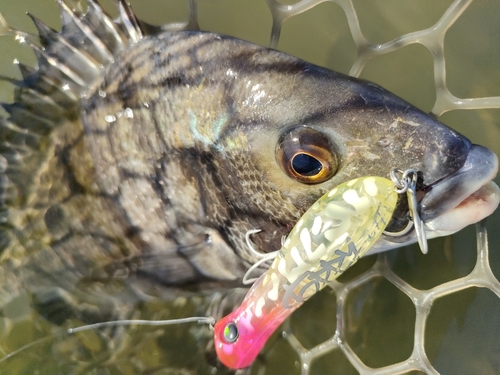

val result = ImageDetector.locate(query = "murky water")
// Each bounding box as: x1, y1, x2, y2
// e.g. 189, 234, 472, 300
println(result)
0, 0, 499, 374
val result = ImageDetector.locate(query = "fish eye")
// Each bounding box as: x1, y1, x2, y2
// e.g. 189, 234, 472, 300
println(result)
276, 126, 338, 184
223, 322, 239, 343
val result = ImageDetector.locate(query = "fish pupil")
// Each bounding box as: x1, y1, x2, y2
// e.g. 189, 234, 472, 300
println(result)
223, 322, 239, 343
292, 153, 323, 176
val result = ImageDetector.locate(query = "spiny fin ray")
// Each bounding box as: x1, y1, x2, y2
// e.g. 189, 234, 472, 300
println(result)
29, 13, 102, 87
85, 0, 128, 53
117, 0, 143, 43
15, 61, 35, 81
0, 12, 11, 36
1, 103, 55, 135
27, 12, 58, 48
0, 0, 157, 216
30, 43, 88, 92
57, 0, 115, 64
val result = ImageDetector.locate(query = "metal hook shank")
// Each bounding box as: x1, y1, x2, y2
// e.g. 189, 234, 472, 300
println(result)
406, 178, 428, 254
387, 168, 428, 254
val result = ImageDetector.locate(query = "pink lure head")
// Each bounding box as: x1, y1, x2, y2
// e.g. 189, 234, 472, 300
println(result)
213, 300, 290, 369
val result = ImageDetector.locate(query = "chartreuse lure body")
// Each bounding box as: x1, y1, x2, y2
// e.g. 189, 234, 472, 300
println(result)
213, 176, 398, 369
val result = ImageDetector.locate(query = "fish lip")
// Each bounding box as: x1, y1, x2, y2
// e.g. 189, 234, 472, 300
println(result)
419, 144, 499, 223
424, 181, 500, 234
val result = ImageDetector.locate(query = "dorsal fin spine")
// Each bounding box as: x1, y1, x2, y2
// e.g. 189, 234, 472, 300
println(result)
57, 0, 114, 63
28, 42, 88, 90
117, 0, 144, 43
87, 0, 129, 49
29, 14, 103, 86
0, 0, 155, 211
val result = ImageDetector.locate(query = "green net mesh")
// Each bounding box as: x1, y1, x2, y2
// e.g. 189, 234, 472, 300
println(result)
262, 1, 500, 374
0, 0, 499, 374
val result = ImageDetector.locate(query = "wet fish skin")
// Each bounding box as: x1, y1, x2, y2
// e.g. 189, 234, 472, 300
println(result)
0, 3, 497, 373
0, 7, 495, 307
79, 30, 477, 284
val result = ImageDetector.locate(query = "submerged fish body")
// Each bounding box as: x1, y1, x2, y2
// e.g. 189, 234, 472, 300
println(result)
0, 0, 498, 319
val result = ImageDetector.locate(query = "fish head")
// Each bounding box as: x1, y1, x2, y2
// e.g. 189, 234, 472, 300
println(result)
3, 11, 496, 289
226, 54, 500, 253
70, 31, 498, 275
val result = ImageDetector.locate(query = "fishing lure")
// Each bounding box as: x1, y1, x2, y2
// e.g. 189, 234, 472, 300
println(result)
61, 173, 419, 370
213, 176, 399, 369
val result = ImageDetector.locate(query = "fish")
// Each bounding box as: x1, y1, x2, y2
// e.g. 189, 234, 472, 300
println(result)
0, 0, 498, 367
214, 176, 399, 369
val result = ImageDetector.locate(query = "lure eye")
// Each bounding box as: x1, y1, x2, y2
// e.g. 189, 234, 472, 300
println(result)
276, 126, 338, 184
223, 322, 239, 343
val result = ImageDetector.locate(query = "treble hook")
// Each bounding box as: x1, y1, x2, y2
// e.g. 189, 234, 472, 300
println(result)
387, 168, 428, 254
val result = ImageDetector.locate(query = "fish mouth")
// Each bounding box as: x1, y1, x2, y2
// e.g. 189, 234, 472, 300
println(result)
421, 144, 499, 235
377, 144, 499, 251
423, 181, 499, 235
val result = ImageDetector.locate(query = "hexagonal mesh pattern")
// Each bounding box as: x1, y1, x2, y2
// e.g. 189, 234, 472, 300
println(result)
280, 223, 499, 375
260, 1, 500, 374
0, 1, 499, 374
267, 0, 500, 116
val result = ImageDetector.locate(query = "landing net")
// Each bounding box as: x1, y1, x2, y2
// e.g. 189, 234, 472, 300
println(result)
263, 1, 500, 374
0, 1, 498, 374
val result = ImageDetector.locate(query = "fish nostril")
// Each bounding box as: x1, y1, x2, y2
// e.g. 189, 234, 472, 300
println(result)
378, 137, 392, 147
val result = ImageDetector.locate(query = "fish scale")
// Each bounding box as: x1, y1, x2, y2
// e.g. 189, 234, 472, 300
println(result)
0, 1, 498, 373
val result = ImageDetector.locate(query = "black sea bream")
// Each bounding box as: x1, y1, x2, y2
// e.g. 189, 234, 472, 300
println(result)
0, 0, 498, 371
